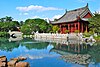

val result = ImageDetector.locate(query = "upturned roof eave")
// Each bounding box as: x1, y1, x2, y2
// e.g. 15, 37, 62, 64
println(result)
50, 19, 78, 24
50, 4, 92, 24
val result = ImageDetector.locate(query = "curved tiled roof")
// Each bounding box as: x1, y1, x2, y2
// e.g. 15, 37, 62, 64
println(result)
51, 4, 92, 24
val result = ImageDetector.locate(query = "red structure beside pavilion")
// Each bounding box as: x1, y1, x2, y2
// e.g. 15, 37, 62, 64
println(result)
50, 4, 92, 33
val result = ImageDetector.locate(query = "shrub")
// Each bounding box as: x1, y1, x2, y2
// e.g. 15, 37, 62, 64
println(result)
65, 30, 69, 33
83, 31, 94, 37
74, 30, 79, 33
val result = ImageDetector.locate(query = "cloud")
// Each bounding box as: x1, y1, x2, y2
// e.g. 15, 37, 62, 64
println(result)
20, 54, 58, 60
51, 14, 62, 21
16, 5, 63, 12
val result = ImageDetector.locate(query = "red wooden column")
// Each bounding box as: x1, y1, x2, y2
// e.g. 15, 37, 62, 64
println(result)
74, 23, 76, 31
68, 24, 70, 32
78, 22, 80, 33
81, 23, 84, 33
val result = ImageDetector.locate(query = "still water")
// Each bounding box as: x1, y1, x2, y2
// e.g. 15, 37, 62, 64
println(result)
0, 38, 100, 67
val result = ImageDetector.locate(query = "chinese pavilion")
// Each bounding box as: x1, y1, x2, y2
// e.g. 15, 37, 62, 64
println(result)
50, 4, 92, 33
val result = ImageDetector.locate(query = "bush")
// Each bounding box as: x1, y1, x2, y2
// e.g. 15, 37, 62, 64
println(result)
65, 30, 69, 33
83, 31, 94, 37
74, 30, 79, 33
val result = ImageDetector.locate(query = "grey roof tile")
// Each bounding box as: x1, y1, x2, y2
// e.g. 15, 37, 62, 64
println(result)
51, 4, 92, 24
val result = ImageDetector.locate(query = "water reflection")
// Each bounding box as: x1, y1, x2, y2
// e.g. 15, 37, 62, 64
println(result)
0, 38, 19, 51
0, 37, 99, 67
0, 38, 49, 51
35, 38, 100, 66
35, 38, 95, 54
52, 41, 92, 54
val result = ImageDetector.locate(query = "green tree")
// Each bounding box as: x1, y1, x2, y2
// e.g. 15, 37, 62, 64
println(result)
0, 18, 5, 22
5, 16, 13, 22
21, 18, 52, 34
0, 16, 20, 32
89, 12, 100, 34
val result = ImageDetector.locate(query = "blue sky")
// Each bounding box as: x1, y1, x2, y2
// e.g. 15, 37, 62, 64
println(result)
0, 0, 100, 21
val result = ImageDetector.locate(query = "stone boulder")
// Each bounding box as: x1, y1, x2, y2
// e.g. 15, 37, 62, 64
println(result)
11, 56, 27, 62
0, 56, 30, 67
7, 60, 17, 67
0, 56, 7, 67
61, 54, 91, 65
16, 62, 30, 67
0, 56, 7, 62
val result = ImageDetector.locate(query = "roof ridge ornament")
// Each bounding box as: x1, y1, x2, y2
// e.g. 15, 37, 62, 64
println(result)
65, 9, 67, 13
86, 3, 88, 7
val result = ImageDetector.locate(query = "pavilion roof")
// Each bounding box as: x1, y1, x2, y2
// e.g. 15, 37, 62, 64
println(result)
50, 4, 92, 24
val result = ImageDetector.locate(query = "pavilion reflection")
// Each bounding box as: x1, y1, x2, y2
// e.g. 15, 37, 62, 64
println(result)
52, 40, 95, 54
35, 38, 95, 54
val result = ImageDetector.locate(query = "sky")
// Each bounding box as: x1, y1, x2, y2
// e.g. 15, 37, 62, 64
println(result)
0, 0, 100, 21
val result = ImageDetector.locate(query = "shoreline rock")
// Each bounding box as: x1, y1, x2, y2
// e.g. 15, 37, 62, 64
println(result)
61, 54, 91, 65
0, 56, 30, 67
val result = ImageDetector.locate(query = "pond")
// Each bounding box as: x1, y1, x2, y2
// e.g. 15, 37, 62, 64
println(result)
0, 38, 100, 67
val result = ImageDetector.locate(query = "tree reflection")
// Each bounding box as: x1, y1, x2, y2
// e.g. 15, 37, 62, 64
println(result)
88, 42, 100, 64
0, 38, 49, 51
0, 38, 19, 51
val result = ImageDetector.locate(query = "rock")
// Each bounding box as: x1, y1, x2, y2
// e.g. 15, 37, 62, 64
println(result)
0, 61, 6, 67
0, 56, 7, 67
0, 56, 7, 62
16, 62, 30, 67
61, 54, 91, 65
11, 56, 27, 62
11, 58, 19, 61
0, 56, 29, 67
7, 60, 17, 67
18, 56, 27, 61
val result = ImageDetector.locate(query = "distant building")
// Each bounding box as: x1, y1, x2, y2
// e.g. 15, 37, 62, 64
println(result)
50, 4, 92, 33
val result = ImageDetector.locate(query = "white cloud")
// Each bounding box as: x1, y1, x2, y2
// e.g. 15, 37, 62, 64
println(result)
51, 14, 62, 21
16, 5, 63, 12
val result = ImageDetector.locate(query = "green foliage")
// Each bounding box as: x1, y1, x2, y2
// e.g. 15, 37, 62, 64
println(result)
21, 24, 32, 35
52, 25, 60, 33
0, 16, 20, 32
83, 31, 94, 37
74, 30, 79, 33
89, 12, 100, 34
21, 18, 52, 34
0, 16, 13, 22
65, 30, 69, 33
0, 16, 20, 37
